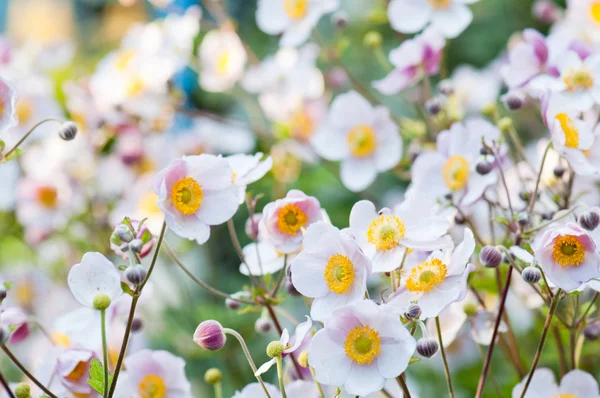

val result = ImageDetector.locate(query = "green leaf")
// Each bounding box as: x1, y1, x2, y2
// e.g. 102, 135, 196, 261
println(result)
87, 358, 113, 395
121, 282, 134, 296
409, 356, 421, 365
118, 265, 127, 271
3, 281, 12, 290
5, 148, 21, 161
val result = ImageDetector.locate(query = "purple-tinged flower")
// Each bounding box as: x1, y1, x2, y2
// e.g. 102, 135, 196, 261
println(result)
194, 320, 227, 351
501, 29, 550, 89
0, 307, 30, 344
56, 348, 97, 396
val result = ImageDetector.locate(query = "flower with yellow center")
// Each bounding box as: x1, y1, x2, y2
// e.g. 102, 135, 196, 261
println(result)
344, 325, 381, 365
324, 253, 355, 294
66, 361, 88, 381
16, 99, 33, 124
215, 50, 230, 76
36, 186, 58, 209
563, 69, 594, 91
126, 77, 145, 97
366, 215, 405, 251
171, 177, 203, 215
277, 203, 307, 235
442, 155, 470, 191
552, 235, 585, 267
555, 113, 579, 148
553, 395, 578, 398
52, 332, 71, 348
406, 258, 448, 292
290, 109, 314, 141
138, 374, 167, 398
347, 125, 377, 157
284, 0, 308, 20
116, 49, 136, 71
428, 0, 451, 9
591, 2, 600, 24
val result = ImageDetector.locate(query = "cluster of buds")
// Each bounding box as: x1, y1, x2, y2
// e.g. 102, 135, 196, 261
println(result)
111, 218, 154, 286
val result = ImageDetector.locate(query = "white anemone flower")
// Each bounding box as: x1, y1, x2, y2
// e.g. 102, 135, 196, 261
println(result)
512, 368, 600, 398
67, 252, 123, 309
199, 29, 247, 92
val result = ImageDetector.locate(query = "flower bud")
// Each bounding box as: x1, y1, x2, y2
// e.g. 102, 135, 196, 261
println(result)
363, 31, 382, 48
131, 318, 143, 333
0, 323, 9, 345
226, 297, 241, 310
522, 266, 542, 284
298, 350, 310, 367
501, 91, 525, 111
119, 243, 130, 252
542, 211, 554, 221
498, 117, 513, 133
553, 165, 565, 178
266, 341, 285, 358
416, 338, 439, 358
480, 146, 492, 156
58, 121, 78, 141
482, 102, 497, 119
129, 239, 144, 253
425, 97, 442, 115
463, 302, 478, 316
14, 383, 31, 398
255, 317, 272, 335
454, 213, 465, 225
0, 286, 6, 302
579, 211, 600, 231
405, 304, 422, 320
92, 293, 111, 310
245, 214, 262, 241
204, 368, 223, 384
480, 246, 502, 268
533, 0, 562, 24
113, 224, 134, 243
476, 160, 493, 175
286, 281, 300, 296
438, 79, 454, 96
517, 212, 530, 227
583, 321, 600, 340
194, 320, 227, 351
125, 265, 147, 286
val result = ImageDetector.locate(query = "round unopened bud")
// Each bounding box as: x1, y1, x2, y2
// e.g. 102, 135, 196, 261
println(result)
480, 245, 503, 268
93, 293, 111, 310
405, 304, 422, 320
542, 211, 555, 221
482, 102, 497, 118
225, 297, 241, 310
463, 302, 478, 316
129, 239, 144, 253
204, 368, 223, 384
583, 321, 600, 340
194, 320, 227, 351
553, 165, 565, 178
131, 318, 143, 333
266, 341, 285, 358
454, 213, 465, 225
125, 265, 147, 286
416, 338, 439, 358
119, 243, 130, 252
501, 91, 525, 111
255, 317, 272, 335
522, 266, 542, 284
14, 383, 31, 398
438, 79, 454, 96
476, 160, 493, 175
114, 224, 134, 243
298, 350, 310, 367
0, 323, 10, 345
480, 146, 492, 156
58, 121, 78, 141
533, 0, 562, 24
579, 211, 600, 231
498, 117, 513, 133
286, 281, 300, 296
517, 212, 530, 227
363, 31, 382, 48
425, 97, 442, 115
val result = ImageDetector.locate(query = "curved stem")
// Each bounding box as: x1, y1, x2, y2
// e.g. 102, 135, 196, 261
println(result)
435, 317, 454, 398
276, 356, 287, 398
4, 118, 63, 158
396, 374, 412, 398
0, 369, 16, 398
1, 345, 58, 398
223, 328, 271, 398
309, 367, 325, 398
519, 290, 562, 398
100, 309, 109, 398
227, 219, 261, 288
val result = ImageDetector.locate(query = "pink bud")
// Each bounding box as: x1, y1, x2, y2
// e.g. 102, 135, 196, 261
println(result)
194, 320, 226, 351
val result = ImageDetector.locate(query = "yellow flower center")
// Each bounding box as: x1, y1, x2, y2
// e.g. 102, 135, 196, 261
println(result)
290, 110, 314, 141
555, 113, 579, 148
552, 235, 585, 267
16, 99, 33, 124
344, 325, 381, 365
0, 99, 3, 115
66, 361, 88, 381
406, 258, 448, 292
138, 192, 161, 216
591, 2, 600, 23
563, 69, 594, 91
554, 395, 578, 398
36, 186, 58, 209
216, 50, 230, 76
347, 125, 377, 157
284, 0, 308, 20
367, 215, 406, 252
51, 332, 71, 348
442, 156, 470, 191
15, 280, 34, 308
276, 203, 307, 235
138, 374, 166, 398
126, 77, 145, 96
324, 253, 355, 294
428, 0, 451, 9
171, 177, 203, 215
116, 49, 136, 70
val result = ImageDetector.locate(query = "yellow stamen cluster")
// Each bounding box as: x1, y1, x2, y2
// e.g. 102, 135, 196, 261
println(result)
344, 325, 381, 364
592, 2, 600, 23
16, 100, 33, 123
37, 186, 58, 209
290, 110, 314, 141
563, 69, 594, 91
552, 235, 585, 267
126, 77, 145, 97
66, 361, 88, 381
428, 0, 451, 9
138, 374, 167, 398
116, 49, 136, 70
347, 125, 377, 157
324, 253, 355, 294
171, 177, 203, 215
555, 113, 580, 148
51, 332, 71, 348
553, 395, 579, 398
284, 0, 308, 20
406, 258, 448, 293
367, 215, 406, 252
442, 155, 470, 191
277, 203, 307, 235
138, 192, 161, 216
216, 50, 230, 76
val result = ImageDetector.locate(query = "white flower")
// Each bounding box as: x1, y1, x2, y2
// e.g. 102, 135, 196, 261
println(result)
256, 0, 339, 47
233, 383, 280, 398
240, 241, 292, 276
388, 229, 476, 319
347, 197, 451, 273
311, 91, 403, 192
450, 64, 502, 114
512, 368, 600, 398
67, 252, 123, 309
199, 29, 247, 92
226, 152, 273, 203
309, 300, 416, 396
0, 76, 17, 135
387, 0, 480, 38
290, 222, 372, 322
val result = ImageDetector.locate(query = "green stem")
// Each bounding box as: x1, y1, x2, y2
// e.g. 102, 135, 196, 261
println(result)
214, 381, 223, 398
101, 309, 109, 398
435, 317, 454, 398
309, 367, 325, 398
3, 118, 63, 158
276, 356, 287, 398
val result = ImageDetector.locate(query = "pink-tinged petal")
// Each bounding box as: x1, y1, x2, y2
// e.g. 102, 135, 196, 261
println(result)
523, 29, 548, 64
309, 330, 351, 386
559, 369, 600, 397
290, 252, 329, 298
163, 208, 210, 244
431, 4, 472, 38
388, 0, 432, 34
418, 265, 475, 318
386, 288, 422, 316
388, 40, 424, 70
195, 185, 240, 225
344, 362, 385, 396
537, 246, 582, 292
340, 157, 377, 192
185, 154, 233, 191
285, 316, 313, 353
372, 67, 420, 95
